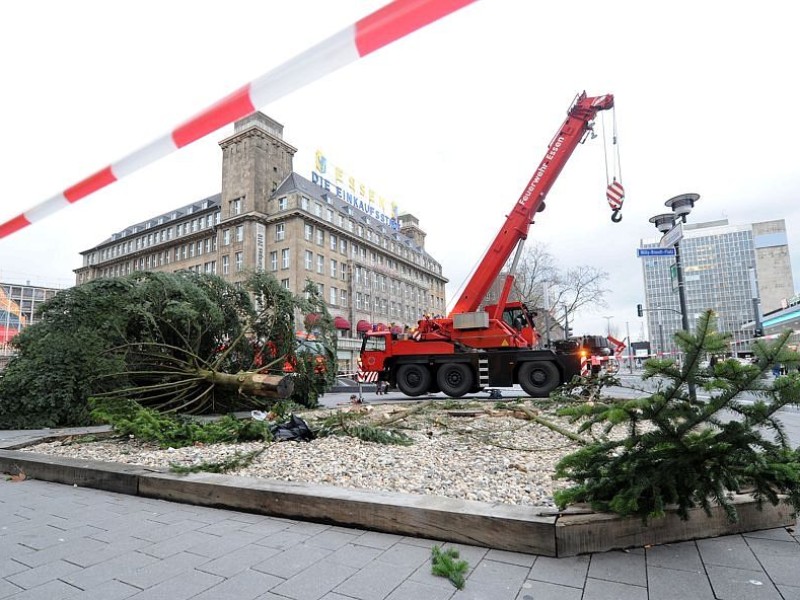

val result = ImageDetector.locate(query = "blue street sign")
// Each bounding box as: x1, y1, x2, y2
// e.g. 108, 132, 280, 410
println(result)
637, 248, 676, 257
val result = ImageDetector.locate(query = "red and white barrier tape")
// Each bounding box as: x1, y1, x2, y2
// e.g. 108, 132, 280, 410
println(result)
0, 0, 478, 240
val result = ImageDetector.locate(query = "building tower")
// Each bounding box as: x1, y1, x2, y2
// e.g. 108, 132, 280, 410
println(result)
640, 218, 794, 358
75, 112, 448, 372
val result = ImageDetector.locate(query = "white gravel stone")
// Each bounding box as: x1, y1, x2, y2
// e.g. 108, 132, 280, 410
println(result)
21, 401, 588, 507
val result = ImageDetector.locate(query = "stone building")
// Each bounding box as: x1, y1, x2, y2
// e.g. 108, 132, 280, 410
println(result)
75, 113, 448, 372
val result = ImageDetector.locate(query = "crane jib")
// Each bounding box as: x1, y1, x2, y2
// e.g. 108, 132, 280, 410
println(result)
519, 136, 564, 207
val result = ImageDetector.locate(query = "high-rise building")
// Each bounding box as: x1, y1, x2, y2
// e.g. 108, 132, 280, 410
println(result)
640, 218, 793, 358
75, 113, 448, 372
0, 282, 61, 357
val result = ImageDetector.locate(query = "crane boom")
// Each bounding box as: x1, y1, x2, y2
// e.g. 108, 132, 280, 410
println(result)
450, 92, 614, 316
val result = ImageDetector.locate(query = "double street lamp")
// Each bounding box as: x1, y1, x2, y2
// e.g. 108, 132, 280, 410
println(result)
649, 193, 700, 400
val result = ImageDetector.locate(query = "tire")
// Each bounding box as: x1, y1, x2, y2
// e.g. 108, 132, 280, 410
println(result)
396, 364, 432, 397
518, 360, 561, 397
436, 363, 472, 398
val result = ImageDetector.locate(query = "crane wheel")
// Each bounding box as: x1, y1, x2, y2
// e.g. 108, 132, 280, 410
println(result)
396, 364, 432, 397
518, 361, 560, 397
436, 363, 472, 398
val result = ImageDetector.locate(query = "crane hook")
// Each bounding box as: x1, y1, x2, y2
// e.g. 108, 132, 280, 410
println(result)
611, 210, 622, 223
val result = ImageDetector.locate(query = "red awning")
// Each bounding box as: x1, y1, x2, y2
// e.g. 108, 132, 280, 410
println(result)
334, 316, 351, 330
356, 319, 371, 333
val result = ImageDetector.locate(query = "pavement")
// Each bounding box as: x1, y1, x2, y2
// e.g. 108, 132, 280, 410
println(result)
2, 389, 800, 599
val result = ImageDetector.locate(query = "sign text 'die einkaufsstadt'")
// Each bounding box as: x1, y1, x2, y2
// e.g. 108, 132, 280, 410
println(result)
637, 248, 676, 257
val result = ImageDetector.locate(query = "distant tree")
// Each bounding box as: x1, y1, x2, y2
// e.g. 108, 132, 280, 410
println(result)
510, 243, 610, 340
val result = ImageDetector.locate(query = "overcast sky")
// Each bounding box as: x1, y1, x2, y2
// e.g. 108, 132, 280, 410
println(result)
1, 0, 797, 340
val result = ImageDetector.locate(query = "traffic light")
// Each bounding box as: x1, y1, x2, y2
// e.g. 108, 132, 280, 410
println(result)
566, 327, 573, 337
636, 304, 644, 317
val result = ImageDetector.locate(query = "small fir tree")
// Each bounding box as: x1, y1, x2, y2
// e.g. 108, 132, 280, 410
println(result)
553, 310, 800, 522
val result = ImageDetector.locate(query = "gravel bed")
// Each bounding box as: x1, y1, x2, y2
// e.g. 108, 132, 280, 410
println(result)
21, 401, 585, 507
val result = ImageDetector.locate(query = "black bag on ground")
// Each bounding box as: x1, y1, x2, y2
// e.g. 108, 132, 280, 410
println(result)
270, 414, 315, 442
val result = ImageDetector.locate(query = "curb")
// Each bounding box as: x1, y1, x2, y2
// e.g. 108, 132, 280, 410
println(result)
0, 448, 794, 556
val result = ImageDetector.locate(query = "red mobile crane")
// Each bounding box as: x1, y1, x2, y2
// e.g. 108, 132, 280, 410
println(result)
360, 92, 620, 398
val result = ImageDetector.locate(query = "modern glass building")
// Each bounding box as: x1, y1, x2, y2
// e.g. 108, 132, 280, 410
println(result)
640, 219, 794, 358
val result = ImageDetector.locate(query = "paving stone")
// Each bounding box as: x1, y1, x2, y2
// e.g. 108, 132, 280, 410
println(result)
185, 529, 264, 558
326, 542, 383, 569
271, 560, 358, 600
11, 580, 82, 599
355, 530, 404, 550
385, 580, 455, 600
705, 564, 783, 600
0, 578, 24, 598
484, 548, 536, 568
196, 543, 282, 578
528, 555, 590, 589
755, 554, 800, 588
375, 542, 431, 568
116, 551, 210, 589
6, 558, 82, 590
646, 565, 715, 600
306, 528, 360, 550
515, 579, 582, 600
138, 529, 221, 559
119, 568, 223, 600
452, 578, 518, 600
11, 535, 109, 568
645, 540, 705, 572
252, 543, 333, 579
255, 528, 312, 551
334, 558, 419, 600
777, 585, 800, 600
68, 579, 140, 600
582, 578, 647, 600
696, 534, 762, 570
466, 559, 529, 592
67, 536, 151, 567
0, 557, 29, 578
745, 536, 800, 558
192, 567, 285, 600
743, 527, 797, 542
588, 550, 646, 587
62, 548, 158, 590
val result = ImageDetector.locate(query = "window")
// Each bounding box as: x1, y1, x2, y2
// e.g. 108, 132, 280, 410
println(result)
270, 251, 278, 272
223, 229, 231, 245
281, 278, 290, 290
316, 229, 324, 246
330, 234, 337, 251
314, 203, 322, 217
326, 208, 334, 222
329, 287, 337, 306
236, 225, 244, 242
301, 196, 309, 210
317, 254, 324, 274
305, 250, 313, 270
330, 259, 337, 279
235, 252, 243, 272
304, 224, 313, 241
275, 223, 285, 241
340, 239, 347, 254
282, 248, 290, 269
222, 255, 230, 275
278, 197, 288, 211
231, 198, 242, 216
340, 289, 348, 307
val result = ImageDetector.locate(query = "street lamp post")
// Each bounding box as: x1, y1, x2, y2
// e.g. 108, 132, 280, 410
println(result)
650, 193, 700, 400
602, 315, 614, 337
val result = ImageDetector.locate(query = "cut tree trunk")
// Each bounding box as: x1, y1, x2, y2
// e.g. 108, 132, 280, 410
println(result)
198, 370, 294, 398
